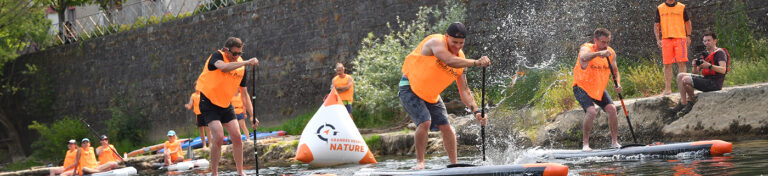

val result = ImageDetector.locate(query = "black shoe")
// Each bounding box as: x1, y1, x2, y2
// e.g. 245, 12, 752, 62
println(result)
669, 103, 685, 112
681, 102, 694, 114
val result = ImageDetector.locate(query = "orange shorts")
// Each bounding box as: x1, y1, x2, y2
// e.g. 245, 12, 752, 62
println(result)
662, 38, 688, 64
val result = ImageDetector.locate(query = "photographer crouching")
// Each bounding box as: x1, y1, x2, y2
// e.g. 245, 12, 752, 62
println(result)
673, 30, 731, 113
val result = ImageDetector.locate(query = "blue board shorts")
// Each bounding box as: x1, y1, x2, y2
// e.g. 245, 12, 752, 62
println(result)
398, 85, 449, 131
573, 86, 614, 112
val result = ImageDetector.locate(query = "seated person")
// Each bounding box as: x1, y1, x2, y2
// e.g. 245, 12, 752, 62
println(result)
674, 30, 730, 113
163, 130, 185, 165
49, 140, 79, 176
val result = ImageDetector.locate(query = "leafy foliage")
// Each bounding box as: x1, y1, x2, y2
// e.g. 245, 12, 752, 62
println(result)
0, 0, 51, 75
27, 116, 92, 161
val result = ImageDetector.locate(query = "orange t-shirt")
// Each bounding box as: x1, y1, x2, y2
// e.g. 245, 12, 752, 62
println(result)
62, 149, 78, 171
232, 92, 244, 114
572, 43, 616, 101
195, 50, 246, 108
97, 145, 120, 165
401, 34, 465, 103
77, 147, 98, 173
164, 140, 183, 160
333, 74, 354, 102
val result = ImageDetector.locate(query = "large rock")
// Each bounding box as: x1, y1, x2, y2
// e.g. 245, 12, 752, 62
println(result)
536, 83, 768, 148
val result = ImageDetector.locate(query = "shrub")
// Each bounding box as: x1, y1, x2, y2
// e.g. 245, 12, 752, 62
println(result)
27, 116, 92, 161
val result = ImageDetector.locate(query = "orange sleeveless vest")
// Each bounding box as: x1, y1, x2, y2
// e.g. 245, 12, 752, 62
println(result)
63, 149, 78, 171
401, 34, 466, 103
164, 140, 183, 159
77, 147, 98, 173
195, 50, 246, 108
658, 2, 687, 39
573, 43, 615, 101
232, 92, 244, 114
97, 145, 119, 165
191, 92, 201, 115
333, 74, 354, 102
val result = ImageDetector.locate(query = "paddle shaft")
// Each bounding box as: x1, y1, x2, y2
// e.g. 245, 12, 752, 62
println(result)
252, 65, 259, 175
481, 67, 486, 162
605, 57, 638, 144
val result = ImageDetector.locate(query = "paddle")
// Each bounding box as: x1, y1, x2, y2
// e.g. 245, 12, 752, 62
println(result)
605, 57, 638, 144
251, 65, 259, 175
481, 67, 486, 162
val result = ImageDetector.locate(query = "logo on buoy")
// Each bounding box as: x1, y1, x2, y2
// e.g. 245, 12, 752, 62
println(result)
316, 123, 338, 142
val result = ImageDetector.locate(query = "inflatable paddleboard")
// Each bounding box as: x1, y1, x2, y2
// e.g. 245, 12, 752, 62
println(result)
152, 159, 210, 171
547, 140, 732, 159
295, 89, 376, 166
126, 138, 189, 157
90, 166, 137, 176
358, 163, 568, 176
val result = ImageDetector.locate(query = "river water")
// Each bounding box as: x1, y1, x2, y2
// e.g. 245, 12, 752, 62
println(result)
162, 139, 767, 175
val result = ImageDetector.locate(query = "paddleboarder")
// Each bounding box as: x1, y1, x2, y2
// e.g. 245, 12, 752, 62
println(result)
398, 22, 489, 170
49, 140, 79, 176
572, 28, 622, 151
186, 91, 211, 148
163, 130, 184, 166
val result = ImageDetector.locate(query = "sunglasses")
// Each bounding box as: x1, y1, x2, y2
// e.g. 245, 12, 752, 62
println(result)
226, 48, 242, 56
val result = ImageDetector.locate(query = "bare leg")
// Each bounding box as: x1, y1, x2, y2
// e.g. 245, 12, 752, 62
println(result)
238, 119, 250, 141
222, 120, 245, 175
97, 161, 118, 172
164, 152, 172, 166
437, 124, 457, 164
413, 121, 431, 170
682, 75, 695, 102
582, 106, 598, 151
604, 104, 621, 148
206, 127, 212, 148
199, 127, 207, 148
59, 169, 74, 176
677, 73, 688, 105
677, 62, 687, 80
208, 120, 225, 176
663, 64, 675, 95
49, 166, 64, 176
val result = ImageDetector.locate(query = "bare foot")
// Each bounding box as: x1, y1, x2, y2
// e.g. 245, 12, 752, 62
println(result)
412, 162, 425, 170
582, 145, 592, 151
662, 90, 671, 95
238, 171, 247, 176
612, 143, 622, 149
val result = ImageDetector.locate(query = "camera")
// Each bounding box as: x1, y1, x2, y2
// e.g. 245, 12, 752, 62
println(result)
695, 51, 708, 66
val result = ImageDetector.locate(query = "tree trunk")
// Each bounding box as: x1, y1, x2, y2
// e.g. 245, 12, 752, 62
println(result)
0, 109, 26, 162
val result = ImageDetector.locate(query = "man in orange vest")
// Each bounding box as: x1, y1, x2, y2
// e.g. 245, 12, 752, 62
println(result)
185, 91, 211, 148
48, 139, 79, 176
572, 28, 622, 151
673, 30, 729, 113
399, 22, 489, 170
332, 63, 354, 117
655, 0, 692, 95
194, 37, 258, 176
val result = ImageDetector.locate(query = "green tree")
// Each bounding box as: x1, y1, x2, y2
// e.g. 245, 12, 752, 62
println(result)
0, 0, 51, 70
93, 0, 122, 23
39, 0, 92, 40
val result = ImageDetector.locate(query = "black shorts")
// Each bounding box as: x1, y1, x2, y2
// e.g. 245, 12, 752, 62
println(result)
199, 93, 236, 124
195, 114, 207, 127
691, 75, 721, 92
573, 86, 614, 112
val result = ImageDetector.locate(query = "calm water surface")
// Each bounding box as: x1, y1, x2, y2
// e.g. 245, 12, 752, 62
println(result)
159, 139, 768, 175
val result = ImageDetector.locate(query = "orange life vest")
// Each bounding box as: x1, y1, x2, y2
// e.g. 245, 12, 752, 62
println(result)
658, 2, 687, 39
573, 43, 616, 101
191, 92, 201, 115
333, 74, 354, 102
401, 34, 466, 103
63, 149, 78, 171
195, 50, 246, 108
164, 140, 183, 159
77, 147, 98, 173
232, 92, 245, 114
702, 48, 731, 76
97, 145, 119, 165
